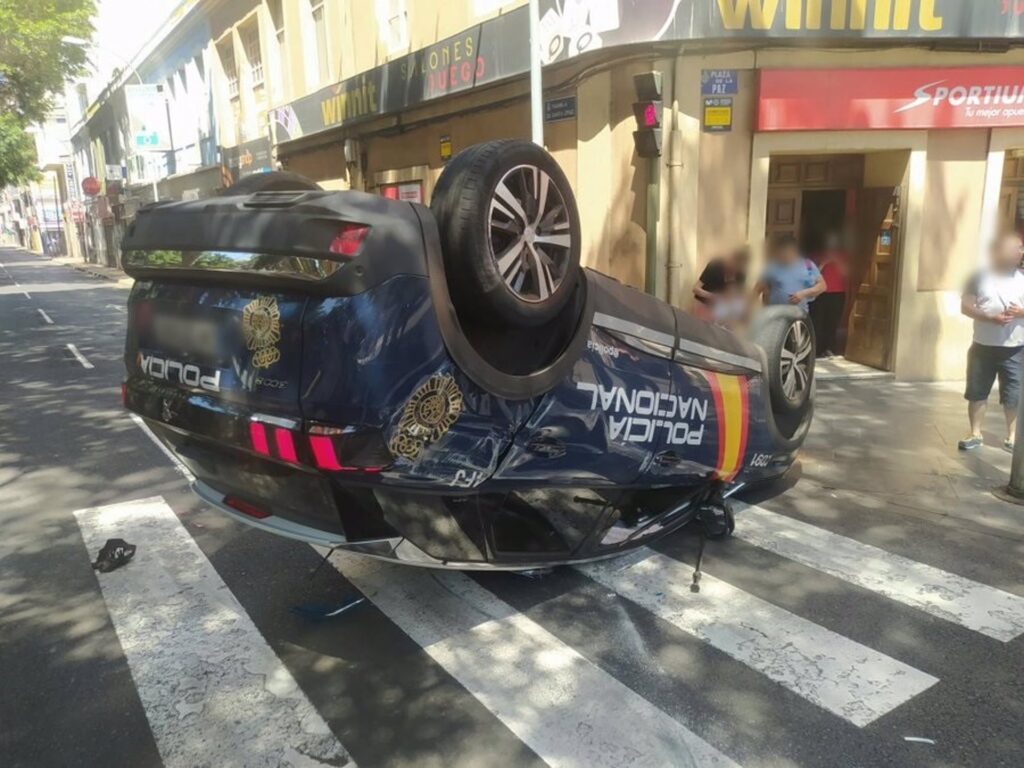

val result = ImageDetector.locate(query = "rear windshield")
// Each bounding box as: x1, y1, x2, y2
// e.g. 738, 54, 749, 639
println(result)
122, 250, 343, 281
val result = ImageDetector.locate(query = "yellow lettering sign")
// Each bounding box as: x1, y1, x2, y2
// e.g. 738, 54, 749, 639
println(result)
716, 0, 944, 32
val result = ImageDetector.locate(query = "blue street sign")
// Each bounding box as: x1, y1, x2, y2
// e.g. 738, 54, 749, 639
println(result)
701, 70, 738, 96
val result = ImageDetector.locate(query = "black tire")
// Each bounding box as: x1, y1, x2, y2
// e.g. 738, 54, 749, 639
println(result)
750, 306, 815, 417
431, 140, 582, 328
222, 171, 321, 195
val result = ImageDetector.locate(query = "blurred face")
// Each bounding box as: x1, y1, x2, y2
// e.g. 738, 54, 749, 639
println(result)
772, 244, 800, 265
731, 249, 751, 270
993, 235, 1024, 271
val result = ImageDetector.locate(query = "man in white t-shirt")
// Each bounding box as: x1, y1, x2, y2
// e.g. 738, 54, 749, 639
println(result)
959, 232, 1024, 451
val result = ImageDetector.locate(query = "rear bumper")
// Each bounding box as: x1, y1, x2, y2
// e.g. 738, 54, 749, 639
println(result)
192, 479, 348, 549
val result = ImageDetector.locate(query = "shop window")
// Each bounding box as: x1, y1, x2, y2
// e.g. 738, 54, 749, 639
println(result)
241, 21, 264, 87
1001, 152, 1024, 237
308, 0, 330, 86
268, 0, 288, 94
375, 0, 409, 54
218, 39, 239, 99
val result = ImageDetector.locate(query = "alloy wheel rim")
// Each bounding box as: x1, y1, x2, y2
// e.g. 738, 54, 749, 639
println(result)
488, 164, 572, 304
780, 320, 813, 402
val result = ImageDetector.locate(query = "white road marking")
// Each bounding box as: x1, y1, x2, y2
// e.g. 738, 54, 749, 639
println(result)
65, 343, 94, 369
734, 503, 1024, 642
37, 308, 54, 324
327, 551, 740, 768
75, 497, 354, 768
581, 551, 938, 728
22, 290, 31, 299
128, 413, 196, 482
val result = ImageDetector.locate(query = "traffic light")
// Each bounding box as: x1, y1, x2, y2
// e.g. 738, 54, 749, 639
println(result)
632, 71, 663, 158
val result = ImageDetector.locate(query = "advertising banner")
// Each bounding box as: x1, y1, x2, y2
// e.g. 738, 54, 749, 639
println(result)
273, 0, 1023, 144
222, 137, 274, 182
758, 67, 1024, 131
125, 84, 172, 152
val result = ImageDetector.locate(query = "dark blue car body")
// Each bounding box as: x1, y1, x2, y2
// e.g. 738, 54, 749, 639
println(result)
122, 190, 809, 570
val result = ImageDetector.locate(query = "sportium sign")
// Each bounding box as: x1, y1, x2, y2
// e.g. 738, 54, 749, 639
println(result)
758, 67, 1024, 131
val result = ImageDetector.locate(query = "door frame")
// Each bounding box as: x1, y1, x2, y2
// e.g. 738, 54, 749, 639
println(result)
748, 131, 928, 376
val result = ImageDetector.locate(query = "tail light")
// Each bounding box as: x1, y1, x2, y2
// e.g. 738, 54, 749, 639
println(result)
224, 496, 271, 519
121, 381, 128, 408
247, 418, 391, 473
329, 223, 370, 258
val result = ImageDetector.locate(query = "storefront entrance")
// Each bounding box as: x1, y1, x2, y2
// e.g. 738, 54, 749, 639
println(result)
766, 153, 906, 371
1000, 151, 1024, 237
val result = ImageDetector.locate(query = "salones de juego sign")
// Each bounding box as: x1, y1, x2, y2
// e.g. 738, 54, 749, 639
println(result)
273, 0, 1023, 143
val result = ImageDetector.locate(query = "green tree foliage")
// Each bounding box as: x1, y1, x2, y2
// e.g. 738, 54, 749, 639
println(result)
0, 0, 96, 122
0, 112, 40, 188
0, 0, 95, 187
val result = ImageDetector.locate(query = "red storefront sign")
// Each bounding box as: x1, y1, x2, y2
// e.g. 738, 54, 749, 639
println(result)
758, 67, 1024, 131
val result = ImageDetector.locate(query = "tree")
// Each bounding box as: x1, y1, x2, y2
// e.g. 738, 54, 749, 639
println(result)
0, 0, 94, 188
0, 112, 40, 189
0, 0, 96, 122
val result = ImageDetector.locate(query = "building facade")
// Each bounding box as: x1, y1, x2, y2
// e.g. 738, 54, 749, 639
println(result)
66, 0, 1024, 380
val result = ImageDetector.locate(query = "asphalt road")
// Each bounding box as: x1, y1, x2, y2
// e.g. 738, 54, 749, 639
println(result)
2, 247, 1023, 768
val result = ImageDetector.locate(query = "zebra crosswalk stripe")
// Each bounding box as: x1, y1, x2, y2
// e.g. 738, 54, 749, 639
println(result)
581, 550, 939, 728
76, 497, 355, 768
734, 502, 1024, 642
326, 550, 741, 768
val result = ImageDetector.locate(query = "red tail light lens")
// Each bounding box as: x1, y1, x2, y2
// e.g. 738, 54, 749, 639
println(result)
225, 496, 271, 519
121, 381, 128, 408
329, 223, 370, 258
274, 428, 299, 463
249, 422, 270, 456
309, 435, 344, 471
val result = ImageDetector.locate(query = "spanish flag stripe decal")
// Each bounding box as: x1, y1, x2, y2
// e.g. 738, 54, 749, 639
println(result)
704, 372, 750, 482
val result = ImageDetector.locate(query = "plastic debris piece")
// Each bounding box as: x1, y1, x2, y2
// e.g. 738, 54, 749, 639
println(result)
903, 737, 936, 745
92, 538, 137, 573
291, 597, 366, 622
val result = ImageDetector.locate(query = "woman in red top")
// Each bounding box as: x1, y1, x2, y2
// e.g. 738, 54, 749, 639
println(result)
811, 233, 849, 358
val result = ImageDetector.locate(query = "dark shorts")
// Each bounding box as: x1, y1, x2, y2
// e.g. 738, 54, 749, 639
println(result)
965, 343, 1024, 407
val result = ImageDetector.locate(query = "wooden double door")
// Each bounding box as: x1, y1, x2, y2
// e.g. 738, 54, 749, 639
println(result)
766, 155, 903, 371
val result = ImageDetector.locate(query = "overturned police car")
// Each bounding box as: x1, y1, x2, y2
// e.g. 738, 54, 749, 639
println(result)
121, 140, 813, 570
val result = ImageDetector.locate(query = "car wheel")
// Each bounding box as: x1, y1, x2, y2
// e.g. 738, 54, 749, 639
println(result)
751, 306, 815, 417
431, 140, 582, 328
222, 171, 321, 195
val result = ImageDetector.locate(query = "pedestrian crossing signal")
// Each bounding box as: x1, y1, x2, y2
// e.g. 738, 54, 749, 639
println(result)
632, 72, 663, 158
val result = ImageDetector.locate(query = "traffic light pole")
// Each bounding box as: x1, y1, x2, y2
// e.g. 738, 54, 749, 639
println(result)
529, 0, 544, 146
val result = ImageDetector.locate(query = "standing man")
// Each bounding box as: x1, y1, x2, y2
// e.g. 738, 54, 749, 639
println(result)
755, 234, 827, 312
959, 232, 1024, 451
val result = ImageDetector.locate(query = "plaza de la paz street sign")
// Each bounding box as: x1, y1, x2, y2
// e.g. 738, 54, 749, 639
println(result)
758, 67, 1024, 131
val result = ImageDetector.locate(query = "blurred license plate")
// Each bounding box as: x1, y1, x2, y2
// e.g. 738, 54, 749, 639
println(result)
151, 313, 222, 359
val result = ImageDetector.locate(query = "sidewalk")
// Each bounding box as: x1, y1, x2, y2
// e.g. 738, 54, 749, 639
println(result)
48, 254, 133, 288
768, 378, 1024, 541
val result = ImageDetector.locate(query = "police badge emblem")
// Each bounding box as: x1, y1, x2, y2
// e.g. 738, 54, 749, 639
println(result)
389, 374, 464, 461
242, 296, 282, 370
